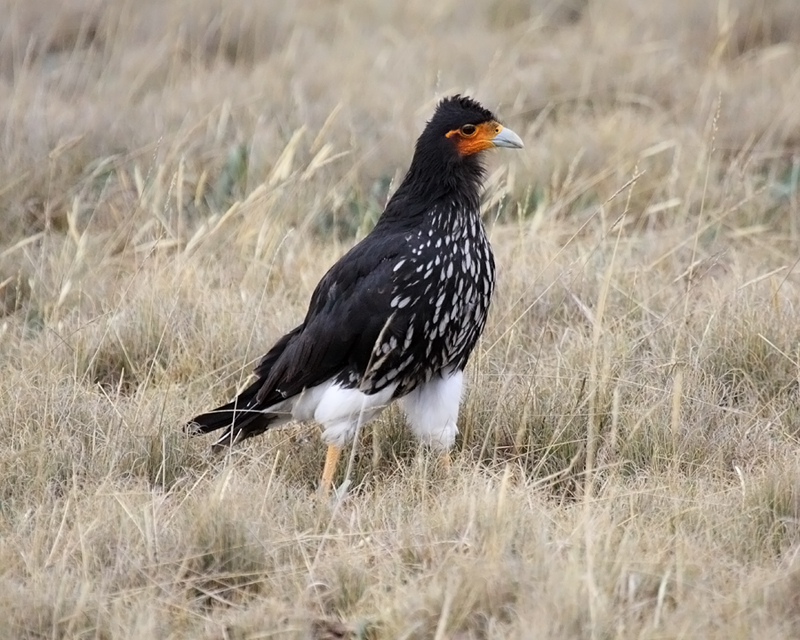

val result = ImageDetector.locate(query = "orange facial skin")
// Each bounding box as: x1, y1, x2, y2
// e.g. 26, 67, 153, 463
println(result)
445, 120, 503, 156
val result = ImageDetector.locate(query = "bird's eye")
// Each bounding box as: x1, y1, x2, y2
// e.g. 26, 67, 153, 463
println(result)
460, 124, 477, 136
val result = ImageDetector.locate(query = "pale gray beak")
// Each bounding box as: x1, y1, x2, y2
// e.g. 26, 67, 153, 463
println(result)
491, 126, 524, 149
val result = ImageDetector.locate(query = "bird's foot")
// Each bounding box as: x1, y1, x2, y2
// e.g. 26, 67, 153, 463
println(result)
329, 478, 352, 504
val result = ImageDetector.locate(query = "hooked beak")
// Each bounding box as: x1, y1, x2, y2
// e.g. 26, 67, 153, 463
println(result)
491, 126, 524, 149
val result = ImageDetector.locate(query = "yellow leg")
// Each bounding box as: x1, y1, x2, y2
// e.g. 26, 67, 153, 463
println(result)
320, 444, 342, 494
440, 451, 451, 471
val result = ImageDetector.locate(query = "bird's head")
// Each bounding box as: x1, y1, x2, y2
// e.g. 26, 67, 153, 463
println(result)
384, 95, 524, 219
421, 95, 524, 160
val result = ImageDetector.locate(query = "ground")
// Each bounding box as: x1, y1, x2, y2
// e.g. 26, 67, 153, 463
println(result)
2, 0, 800, 638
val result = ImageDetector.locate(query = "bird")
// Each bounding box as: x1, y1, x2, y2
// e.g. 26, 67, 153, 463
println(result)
185, 95, 523, 493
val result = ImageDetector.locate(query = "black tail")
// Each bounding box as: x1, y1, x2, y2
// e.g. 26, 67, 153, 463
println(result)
185, 378, 279, 453
185, 325, 302, 452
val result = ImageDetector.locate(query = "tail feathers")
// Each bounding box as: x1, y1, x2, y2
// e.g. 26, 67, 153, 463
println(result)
185, 379, 282, 452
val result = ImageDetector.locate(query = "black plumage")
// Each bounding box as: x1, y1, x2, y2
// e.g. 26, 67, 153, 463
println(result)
186, 96, 523, 473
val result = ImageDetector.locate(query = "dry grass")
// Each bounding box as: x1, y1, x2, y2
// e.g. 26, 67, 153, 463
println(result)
2, 0, 800, 637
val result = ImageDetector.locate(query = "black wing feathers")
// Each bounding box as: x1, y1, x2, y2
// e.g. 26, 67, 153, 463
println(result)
256, 235, 401, 400
186, 232, 403, 447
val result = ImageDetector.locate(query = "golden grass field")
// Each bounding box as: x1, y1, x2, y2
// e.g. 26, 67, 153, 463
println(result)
3, 0, 800, 637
